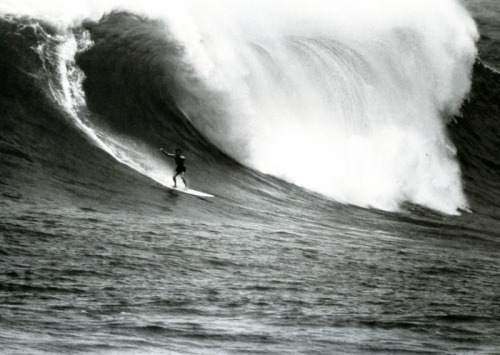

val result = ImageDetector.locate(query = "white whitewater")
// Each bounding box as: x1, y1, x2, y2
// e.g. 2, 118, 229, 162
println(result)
169, 0, 478, 214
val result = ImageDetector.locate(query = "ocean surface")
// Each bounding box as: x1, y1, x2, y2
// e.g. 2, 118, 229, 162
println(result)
1, 0, 499, 354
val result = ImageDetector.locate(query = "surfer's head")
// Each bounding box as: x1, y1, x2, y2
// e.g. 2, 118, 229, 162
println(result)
176, 149, 182, 154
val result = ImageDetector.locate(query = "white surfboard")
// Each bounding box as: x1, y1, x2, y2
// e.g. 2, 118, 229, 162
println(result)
166, 186, 214, 198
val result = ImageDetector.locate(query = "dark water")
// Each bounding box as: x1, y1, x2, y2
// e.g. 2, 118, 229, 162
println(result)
1, 1, 500, 354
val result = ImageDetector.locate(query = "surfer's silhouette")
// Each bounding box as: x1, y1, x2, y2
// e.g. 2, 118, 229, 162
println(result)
160, 148, 187, 188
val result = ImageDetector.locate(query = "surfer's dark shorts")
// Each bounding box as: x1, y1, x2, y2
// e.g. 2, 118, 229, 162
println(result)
175, 166, 186, 174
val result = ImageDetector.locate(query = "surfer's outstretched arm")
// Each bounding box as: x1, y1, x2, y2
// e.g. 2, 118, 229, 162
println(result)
159, 148, 175, 158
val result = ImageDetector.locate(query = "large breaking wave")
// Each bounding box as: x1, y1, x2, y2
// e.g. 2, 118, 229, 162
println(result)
0, 0, 482, 214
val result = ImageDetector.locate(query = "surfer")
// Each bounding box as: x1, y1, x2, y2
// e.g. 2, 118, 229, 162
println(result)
160, 148, 187, 188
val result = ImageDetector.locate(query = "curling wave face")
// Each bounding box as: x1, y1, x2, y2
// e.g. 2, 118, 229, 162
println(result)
0, 0, 480, 214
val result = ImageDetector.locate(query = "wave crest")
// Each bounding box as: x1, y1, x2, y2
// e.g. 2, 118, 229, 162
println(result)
1, 0, 480, 214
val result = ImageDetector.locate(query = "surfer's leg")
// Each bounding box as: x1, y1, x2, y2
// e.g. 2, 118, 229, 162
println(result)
173, 173, 178, 187
181, 172, 187, 187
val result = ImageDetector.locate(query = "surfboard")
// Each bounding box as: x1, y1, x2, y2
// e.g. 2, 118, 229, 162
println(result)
166, 186, 214, 198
